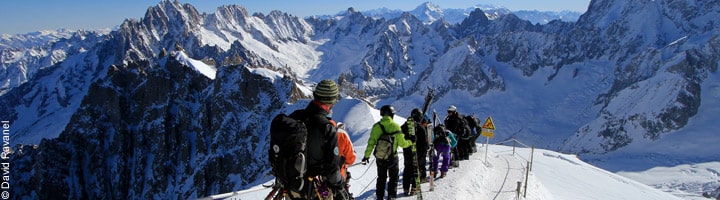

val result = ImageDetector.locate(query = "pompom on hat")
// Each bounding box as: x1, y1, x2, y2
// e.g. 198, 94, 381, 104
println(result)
313, 79, 339, 104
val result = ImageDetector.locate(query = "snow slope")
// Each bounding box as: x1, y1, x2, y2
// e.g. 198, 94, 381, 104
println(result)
204, 145, 680, 200
193, 95, 718, 199
174, 51, 217, 79
196, 98, 681, 200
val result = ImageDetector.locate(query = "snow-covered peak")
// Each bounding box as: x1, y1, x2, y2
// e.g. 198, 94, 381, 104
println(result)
413, 2, 443, 15
345, 7, 359, 15
358, 2, 577, 25
578, 0, 719, 37
409, 2, 444, 24
172, 51, 217, 79
418, 2, 441, 12
0, 29, 76, 50
471, 4, 512, 20
513, 10, 582, 24
142, 0, 203, 37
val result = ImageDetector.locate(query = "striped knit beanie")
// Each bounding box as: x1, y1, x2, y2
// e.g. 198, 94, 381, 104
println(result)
313, 79, 339, 104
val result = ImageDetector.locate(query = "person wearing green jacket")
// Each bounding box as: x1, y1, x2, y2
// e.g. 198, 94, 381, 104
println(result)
361, 105, 412, 200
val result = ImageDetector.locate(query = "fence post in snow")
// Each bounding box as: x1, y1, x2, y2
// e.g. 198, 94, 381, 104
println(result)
512, 136, 516, 156
524, 161, 530, 198
530, 146, 535, 172
516, 181, 522, 200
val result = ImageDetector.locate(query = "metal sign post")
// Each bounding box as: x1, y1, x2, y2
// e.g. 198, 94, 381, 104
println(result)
485, 134, 490, 164
480, 116, 495, 165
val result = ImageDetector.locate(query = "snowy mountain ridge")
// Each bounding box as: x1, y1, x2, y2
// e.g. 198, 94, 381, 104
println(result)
338, 2, 581, 25
0, 1, 577, 96
2, 0, 719, 199
0, 29, 108, 95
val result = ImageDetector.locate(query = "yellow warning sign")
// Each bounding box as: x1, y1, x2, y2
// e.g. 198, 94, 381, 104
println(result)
481, 116, 495, 130
481, 130, 494, 138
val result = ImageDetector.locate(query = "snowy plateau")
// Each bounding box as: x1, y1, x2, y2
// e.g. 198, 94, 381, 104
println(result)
1, 0, 719, 199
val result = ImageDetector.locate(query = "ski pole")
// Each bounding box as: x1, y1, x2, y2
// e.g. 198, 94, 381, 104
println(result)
349, 161, 367, 167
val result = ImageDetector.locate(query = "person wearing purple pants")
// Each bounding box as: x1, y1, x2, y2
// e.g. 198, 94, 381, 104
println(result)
431, 125, 457, 178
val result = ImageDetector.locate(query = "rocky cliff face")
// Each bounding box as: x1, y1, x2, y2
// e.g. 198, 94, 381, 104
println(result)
11, 51, 298, 199
560, 0, 720, 153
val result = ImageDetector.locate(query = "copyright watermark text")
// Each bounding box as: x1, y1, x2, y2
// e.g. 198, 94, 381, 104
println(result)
1, 120, 10, 199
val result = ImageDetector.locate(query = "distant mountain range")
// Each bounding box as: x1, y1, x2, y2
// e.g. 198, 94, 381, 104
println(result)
1, 0, 718, 199
319, 2, 582, 25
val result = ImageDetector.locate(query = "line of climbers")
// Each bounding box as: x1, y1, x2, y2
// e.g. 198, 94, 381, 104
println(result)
269, 79, 483, 200
362, 104, 482, 200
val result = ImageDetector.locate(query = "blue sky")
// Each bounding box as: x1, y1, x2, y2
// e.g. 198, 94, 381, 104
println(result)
0, 0, 591, 35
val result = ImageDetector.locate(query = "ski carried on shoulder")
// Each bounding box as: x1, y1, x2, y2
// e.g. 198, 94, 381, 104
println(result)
421, 88, 434, 194
429, 109, 438, 191
413, 88, 434, 199
420, 87, 434, 118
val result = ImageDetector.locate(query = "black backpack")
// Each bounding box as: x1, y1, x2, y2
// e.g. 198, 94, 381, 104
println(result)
373, 123, 396, 162
465, 115, 481, 130
269, 111, 308, 191
433, 126, 451, 145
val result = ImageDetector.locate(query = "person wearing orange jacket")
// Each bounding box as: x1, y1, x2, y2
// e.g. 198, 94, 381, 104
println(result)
336, 122, 356, 183
332, 121, 356, 199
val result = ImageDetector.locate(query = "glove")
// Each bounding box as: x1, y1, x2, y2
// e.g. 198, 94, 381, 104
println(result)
361, 157, 369, 164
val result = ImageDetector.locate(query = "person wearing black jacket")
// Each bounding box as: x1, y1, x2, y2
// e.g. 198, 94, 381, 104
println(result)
298, 79, 348, 199
444, 105, 471, 160
400, 108, 429, 196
